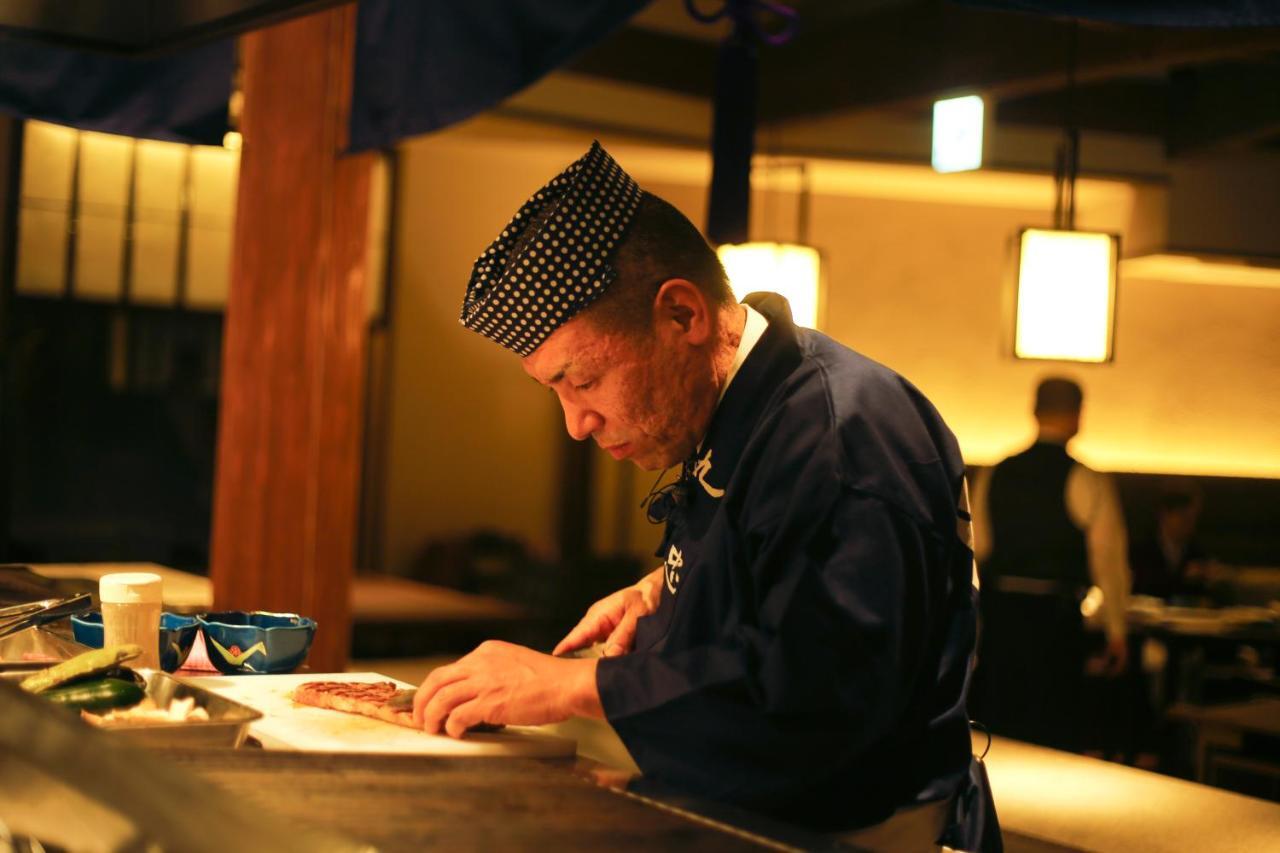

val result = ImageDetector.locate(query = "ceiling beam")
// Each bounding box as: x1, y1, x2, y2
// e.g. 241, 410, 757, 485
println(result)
564, 26, 718, 100
995, 80, 1168, 137
1167, 61, 1280, 155
757, 3, 1280, 123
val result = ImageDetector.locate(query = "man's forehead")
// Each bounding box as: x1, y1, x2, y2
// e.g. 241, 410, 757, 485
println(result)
521, 315, 599, 383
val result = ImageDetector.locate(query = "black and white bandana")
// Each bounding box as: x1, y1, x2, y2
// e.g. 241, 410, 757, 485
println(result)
459, 141, 643, 357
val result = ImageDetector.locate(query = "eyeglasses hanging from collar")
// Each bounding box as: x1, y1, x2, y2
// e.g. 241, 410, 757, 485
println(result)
640, 455, 699, 525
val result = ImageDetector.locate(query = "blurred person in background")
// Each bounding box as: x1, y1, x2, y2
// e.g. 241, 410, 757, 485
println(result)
971, 377, 1131, 752
1130, 485, 1215, 603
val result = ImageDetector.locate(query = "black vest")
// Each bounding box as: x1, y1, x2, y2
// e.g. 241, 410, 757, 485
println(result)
983, 441, 1088, 587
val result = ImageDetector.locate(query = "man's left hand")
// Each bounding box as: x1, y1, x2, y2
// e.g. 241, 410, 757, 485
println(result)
412, 641, 603, 738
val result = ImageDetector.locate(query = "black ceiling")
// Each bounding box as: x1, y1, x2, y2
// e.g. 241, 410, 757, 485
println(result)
566, 0, 1280, 156
4, 0, 1279, 155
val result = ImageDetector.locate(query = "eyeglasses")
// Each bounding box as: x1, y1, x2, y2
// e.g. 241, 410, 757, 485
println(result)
640, 457, 696, 525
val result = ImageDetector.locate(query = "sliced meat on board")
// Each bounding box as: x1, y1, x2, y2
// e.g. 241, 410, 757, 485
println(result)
292, 681, 418, 730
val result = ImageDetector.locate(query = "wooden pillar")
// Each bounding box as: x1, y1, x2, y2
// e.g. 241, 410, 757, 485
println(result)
210, 3, 371, 673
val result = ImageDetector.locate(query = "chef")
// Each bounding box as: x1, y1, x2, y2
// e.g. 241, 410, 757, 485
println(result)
413, 142, 996, 849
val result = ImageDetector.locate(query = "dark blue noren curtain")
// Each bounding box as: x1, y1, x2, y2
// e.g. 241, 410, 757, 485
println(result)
0, 37, 233, 144
349, 0, 652, 152
956, 1, 1280, 27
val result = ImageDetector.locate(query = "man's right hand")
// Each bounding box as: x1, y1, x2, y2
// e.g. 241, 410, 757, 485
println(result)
553, 567, 664, 658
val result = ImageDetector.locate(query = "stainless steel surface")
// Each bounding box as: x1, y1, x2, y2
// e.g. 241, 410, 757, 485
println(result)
157, 749, 770, 852
105, 670, 264, 748
2, 669, 263, 748
0, 678, 368, 853
0, 625, 92, 672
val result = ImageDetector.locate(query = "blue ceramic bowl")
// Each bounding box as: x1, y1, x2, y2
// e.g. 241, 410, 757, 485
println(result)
197, 611, 317, 675
70, 611, 201, 672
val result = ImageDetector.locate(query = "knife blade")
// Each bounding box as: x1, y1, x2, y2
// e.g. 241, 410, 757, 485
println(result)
385, 688, 416, 711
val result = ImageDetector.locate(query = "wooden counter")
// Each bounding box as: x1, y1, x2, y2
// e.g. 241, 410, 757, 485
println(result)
984, 734, 1280, 852
25, 563, 525, 624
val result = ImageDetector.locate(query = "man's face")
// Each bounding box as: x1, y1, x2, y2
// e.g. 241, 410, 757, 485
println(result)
522, 313, 704, 471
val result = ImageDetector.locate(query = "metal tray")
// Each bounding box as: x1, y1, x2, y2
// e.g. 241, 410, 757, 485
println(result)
3, 669, 263, 748
0, 624, 92, 672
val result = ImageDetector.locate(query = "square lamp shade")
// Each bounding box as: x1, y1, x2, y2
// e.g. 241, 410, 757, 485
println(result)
932, 94, 985, 174
1014, 228, 1118, 363
717, 242, 823, 329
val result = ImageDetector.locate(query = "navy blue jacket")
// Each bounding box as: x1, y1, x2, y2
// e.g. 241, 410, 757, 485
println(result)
596, 293, 979, 832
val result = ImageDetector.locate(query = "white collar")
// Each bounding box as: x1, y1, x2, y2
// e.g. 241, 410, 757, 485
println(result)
718, 302, 768, 405
695, 303, 768, 455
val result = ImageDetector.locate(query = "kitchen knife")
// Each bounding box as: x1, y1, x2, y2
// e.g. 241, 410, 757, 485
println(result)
386, 688, 416, 710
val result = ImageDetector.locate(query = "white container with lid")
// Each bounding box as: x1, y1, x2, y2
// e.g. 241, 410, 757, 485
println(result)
100, 572, 163, 669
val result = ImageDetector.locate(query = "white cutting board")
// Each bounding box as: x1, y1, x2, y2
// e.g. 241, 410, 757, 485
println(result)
182, 672, 576, 758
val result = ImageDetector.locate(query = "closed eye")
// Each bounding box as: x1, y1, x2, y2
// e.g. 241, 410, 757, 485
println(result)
572, 380, 595, 392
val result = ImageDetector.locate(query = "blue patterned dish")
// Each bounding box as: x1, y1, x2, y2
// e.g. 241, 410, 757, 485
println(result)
197, 611, 317, 675
70, 611, 201, 672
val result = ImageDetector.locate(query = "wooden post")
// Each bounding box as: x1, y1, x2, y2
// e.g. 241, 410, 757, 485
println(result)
210, 3, 371, 673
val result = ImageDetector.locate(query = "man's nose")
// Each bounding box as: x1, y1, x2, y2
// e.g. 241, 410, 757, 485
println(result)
561, 399, 603, 441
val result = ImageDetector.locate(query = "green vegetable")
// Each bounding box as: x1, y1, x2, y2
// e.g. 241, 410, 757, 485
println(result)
42, 678, 145, 712
19, 644, 143, 694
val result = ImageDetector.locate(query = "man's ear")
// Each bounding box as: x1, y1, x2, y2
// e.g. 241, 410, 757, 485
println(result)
652, 279, 712, 345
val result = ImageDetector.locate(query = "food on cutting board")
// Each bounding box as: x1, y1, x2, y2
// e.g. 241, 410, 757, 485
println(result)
292, 680, 419, 730
291, 680, 503, 734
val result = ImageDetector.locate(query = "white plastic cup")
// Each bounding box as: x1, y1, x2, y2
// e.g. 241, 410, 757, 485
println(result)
99, 572, 163, 669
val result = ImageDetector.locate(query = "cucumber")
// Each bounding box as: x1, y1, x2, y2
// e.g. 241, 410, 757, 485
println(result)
42, 678, 145, 712
19, 644, 143, 694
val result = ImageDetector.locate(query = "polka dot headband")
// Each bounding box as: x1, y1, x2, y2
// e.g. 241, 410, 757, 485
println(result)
460, 141, 643, 356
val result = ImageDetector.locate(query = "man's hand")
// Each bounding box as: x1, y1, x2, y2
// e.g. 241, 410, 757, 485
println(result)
412, 640, 602, 738
553, 567, 664, 658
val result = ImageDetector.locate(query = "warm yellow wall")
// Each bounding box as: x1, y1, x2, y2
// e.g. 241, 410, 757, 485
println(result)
802, 191, 1280, 477
385, 133, 565, 575
385, 119, 1280, 574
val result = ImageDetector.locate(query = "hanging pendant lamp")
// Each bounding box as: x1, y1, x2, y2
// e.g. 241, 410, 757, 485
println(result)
689, 1, 822, 327
1012, 20, 1119, 363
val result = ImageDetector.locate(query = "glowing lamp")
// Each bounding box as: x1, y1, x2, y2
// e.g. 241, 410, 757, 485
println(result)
932, 95, 984, 174
717, 242, 822, 329
1014, 228, 1118, 363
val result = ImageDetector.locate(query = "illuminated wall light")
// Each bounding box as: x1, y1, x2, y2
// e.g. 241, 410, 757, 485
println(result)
932, 95, 984, 174
717, 242, 822, 329
1014, 228, 1118, 363
222, 131, 242, 151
